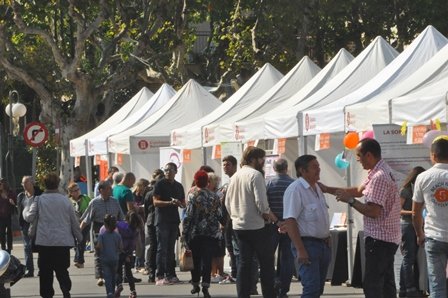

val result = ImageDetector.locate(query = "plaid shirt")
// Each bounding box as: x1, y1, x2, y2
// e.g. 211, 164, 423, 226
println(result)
362, 159, 401, 244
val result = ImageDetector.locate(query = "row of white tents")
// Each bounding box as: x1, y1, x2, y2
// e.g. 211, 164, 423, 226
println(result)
70, 25, 446, 284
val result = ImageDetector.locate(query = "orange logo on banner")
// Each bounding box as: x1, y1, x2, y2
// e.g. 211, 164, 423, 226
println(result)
183, 149, 192, 163
319, 133, 330, 150
278, 138, 286, 154
99, 160, 109, 181
412, 125, 427, 144
214, 144, 222, 159
117, 153, 123, 165
434, 188, 448, 203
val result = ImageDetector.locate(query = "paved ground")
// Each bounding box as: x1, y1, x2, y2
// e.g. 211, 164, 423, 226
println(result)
8, 239, 365, 297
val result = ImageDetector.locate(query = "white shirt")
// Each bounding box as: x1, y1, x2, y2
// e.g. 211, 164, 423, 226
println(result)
283, 177, 330, 239
225, 165, 271, 230
413, 163, 448, 242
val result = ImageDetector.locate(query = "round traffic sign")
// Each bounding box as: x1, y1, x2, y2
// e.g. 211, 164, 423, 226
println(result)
23, 121, 49, 147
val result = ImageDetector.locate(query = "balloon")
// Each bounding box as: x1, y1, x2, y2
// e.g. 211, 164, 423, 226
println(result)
335, 152, 350, 169
422, 130, 444, 148
343, 132, 359, 149
361, 130, 374, 140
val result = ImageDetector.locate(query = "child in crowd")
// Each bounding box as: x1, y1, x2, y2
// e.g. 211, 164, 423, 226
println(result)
115, 211, 143, 298
96, 214, 123, 298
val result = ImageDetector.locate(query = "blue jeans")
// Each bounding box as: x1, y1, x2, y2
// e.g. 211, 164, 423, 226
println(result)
363, 237, 398, 298
74, 224, 90, 264
21, 225, 34, 274
235, 225, 275, 298
292, 237, 331, 298
271, 224, 294, 296
400, 221, 419, 293
425, 238, 448, 298
101, 259, 118, 297
156, 223, 178, 279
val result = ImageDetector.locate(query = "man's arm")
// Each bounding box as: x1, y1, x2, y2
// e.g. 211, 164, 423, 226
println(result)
153, 194, 177, 207
319, 182, 364, 198
285, 218, 310, 265
412, 201, 425, 246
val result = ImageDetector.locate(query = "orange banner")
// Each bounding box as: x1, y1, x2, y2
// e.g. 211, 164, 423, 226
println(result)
412, 125, 427, 144
182, 149, 192, 163
319, 133, 330, 150
278, 138, 286, 154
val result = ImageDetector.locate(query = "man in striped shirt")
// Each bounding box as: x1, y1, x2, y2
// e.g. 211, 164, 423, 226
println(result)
266, 158, 295, 298
322, 138, 401, 298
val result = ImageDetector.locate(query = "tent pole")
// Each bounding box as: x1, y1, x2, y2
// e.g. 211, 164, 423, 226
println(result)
84, 140, 93, 199
346, 160, 354, 285
297, 113, 306, 155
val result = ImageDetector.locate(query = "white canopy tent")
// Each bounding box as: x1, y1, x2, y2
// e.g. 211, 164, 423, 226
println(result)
260, 36, 398, 140
69, 87, 154, 157
301, 25, 447, 136
230, 48, 354, 143
87, 84, 176, 156
170, 63, 283, 149
346, 38, 448, 131
391, 75, 448, 126
107, 79, 222, 180
202, 56, 321, 147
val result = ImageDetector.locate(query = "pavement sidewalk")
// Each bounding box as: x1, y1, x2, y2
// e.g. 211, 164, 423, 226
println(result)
9, 238, 364, 297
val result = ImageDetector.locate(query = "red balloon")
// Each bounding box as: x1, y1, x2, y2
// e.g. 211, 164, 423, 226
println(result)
344, 132, 359, 149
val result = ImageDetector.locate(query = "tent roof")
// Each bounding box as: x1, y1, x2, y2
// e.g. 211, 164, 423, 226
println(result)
391, 75, 448, 125
203, 56, 321, 146
346, 32, 448, 131
69, 87, 154, 157
170, 63, 283, 149
108, 79, 221, 154
302, 25, 447, 136
232, 48, 354, 142
87, 84, 176, 156
260, 36, 398, 139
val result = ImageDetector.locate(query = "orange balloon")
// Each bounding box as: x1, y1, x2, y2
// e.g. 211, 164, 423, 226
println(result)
343, 132, 359, 149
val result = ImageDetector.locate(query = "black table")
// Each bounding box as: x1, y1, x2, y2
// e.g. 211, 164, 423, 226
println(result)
326, 228, 349, 285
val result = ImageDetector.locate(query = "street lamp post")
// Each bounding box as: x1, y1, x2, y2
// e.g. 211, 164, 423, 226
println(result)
4, 90, 27, 191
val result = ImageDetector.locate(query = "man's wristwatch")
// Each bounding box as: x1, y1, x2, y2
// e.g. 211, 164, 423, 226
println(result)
348, 197, 356, 207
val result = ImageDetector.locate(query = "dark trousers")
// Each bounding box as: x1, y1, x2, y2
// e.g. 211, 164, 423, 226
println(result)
92, 222, 103, 279
364, 237, 399, 298
38, 246, 72, 298
0, 217, 12, 252
399, 222, 419, 293
271, 224, 294, 296
190, 236, 218, 286
145, 225, 157, 278
116, 253, 135, 291
156, 223, 178, 278
235, 225, 275, 298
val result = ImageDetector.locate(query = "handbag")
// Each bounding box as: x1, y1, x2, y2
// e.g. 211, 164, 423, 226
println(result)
178, 245, 194, 271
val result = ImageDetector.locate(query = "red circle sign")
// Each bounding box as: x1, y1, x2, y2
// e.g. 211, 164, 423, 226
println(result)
23, 121, 49, 147
138, 140, 149, 150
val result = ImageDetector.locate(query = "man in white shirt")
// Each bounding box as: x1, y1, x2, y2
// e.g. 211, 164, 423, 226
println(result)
413, 137, 448, 298
283, 155, 330, 298
225, 146, 277, 298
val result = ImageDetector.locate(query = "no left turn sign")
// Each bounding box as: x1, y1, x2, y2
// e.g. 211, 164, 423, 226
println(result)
23, 121, 49, 147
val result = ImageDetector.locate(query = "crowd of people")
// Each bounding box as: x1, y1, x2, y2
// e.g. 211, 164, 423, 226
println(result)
1, 137, 447, 298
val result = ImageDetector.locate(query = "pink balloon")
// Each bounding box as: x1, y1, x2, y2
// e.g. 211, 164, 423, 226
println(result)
361, 130, 374, 140
422, 130, 444, 148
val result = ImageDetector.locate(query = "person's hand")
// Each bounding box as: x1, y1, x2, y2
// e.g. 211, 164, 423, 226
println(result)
9, 199, 15, 205
335, 189, 350, 203
297, 247, 311, 266
416, 234, 425, 246
277, 221, 288, 234
317, 182, 328, 193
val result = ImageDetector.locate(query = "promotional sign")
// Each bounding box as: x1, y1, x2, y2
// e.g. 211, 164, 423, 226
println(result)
23, 121, 48, 147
